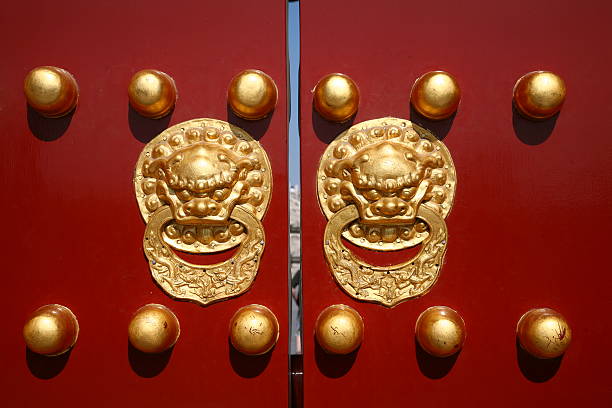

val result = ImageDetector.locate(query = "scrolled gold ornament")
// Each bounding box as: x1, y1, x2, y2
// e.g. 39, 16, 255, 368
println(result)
134, 118, 271, 305
318, 117, 456, 307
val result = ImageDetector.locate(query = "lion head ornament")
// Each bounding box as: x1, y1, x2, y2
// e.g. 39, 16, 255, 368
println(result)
134, 119, 271, 305
318, 117, 456, 307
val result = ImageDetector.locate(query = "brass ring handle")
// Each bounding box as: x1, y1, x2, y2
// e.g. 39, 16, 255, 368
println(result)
324, 204, 447, 307
144, 205, 264, 305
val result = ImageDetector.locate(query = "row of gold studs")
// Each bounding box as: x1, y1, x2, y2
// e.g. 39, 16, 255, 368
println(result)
23, 303, 278, 357
313, 70, 566, 122
24, 66, 566, 124
24, 302, 571, 361
23, 66, 278, 120
315, 304, 571, 359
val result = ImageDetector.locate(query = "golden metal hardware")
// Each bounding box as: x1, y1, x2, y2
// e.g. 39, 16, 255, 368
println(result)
313, 73, 360, 122
410, 71, 461, 120
23, 304, 79, 356
229, 304, 279, 355
315, 304, 364, 354
24, 66, 79, 117
128, 69, 177, 118
516, 308, 572, 359
128, 304, 180, 353
318, 117, 456, 307
228, 69, 278, 120
134, 118, 272, 305
415, 306, 465, 357
513, 71, 566, 120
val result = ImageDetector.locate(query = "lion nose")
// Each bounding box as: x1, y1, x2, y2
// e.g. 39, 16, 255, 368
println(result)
373, 197, 407, 217
183, 198, 221, 217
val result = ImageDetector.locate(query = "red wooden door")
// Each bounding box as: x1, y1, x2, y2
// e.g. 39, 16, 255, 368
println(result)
300, 0, 612, 406
0, 1, 288, 406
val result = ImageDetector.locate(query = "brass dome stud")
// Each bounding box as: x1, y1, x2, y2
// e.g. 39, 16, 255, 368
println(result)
23, 304, 79, 356
410, 71, 461, 120
315, 304, 364, 355
415, 306, 465, 357
229, 304, 279, 355
24, 66, 79, 118
128, 304, 180, 353
128, 69, 177, 119
313, 73, 360, 122
513, 71, 566, 120
516, 308, 572, 359
227, 69, 278, 120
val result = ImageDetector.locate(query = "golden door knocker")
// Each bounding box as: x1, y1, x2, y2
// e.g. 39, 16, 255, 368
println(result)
134, 118, 271, 306
318, 117, 456, 307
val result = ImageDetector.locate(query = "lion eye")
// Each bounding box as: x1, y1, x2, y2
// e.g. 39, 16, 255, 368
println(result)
399, 188, 416, 200
176, 190, 192, 201
171, 154, 183, 165
362, 189, 381, 201
213, 188, 230, 201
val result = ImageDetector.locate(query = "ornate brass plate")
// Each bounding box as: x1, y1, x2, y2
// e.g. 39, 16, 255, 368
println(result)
317, 117, 456, 307
134, 118, 271, 305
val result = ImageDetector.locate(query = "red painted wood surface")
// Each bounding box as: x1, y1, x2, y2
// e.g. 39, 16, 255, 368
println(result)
0, 1, 288, 406
300, 0, 612, 406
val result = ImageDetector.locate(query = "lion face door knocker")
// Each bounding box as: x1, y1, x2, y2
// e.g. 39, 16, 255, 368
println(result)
318, 117, 456, 307
134, 119, 271, 306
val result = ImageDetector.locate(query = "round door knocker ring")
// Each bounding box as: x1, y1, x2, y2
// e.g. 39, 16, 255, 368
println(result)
134, 118, 272, 306
318, 117, 456, 307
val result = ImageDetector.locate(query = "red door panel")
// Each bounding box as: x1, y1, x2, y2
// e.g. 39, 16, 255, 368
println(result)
0, 1, 288, 406
300, 0, 612, 406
